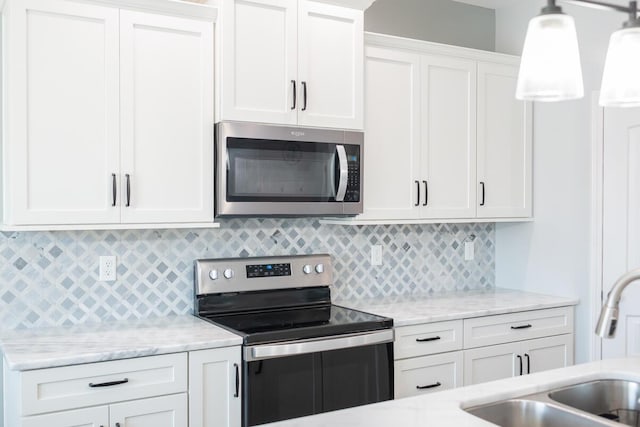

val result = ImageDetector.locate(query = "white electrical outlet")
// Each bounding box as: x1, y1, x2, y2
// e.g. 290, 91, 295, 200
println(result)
99, 256, 117, 281
464, 241, 475, 261
371, 245, 383, 266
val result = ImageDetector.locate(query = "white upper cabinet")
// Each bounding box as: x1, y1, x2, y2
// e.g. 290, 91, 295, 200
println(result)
347, 34, 532, 224
297, 1, 363, 129
120, 11, 214, 224
477, 62, 532, 218
219, 0, 297, 125
4, 0, 121, 225
361, 46, 421, 220
2, 0, 215, 228
421, 55, 477, 219
217, 0, 365, 130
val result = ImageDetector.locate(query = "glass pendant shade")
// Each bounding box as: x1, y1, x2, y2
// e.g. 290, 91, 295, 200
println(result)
600, 26, 640, 107
516, 13, 584, 101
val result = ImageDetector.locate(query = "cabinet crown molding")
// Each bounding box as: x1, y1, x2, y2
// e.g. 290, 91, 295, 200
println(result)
310, 0, 377, 11
365, 31, 520, 65
1, 0, 218, 20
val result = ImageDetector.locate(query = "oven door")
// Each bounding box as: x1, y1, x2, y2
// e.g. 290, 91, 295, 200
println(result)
243, 330, 394, 426
215, 122, 362, 217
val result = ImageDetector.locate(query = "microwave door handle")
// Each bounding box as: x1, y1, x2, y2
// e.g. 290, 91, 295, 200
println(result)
335, 145, 348, 202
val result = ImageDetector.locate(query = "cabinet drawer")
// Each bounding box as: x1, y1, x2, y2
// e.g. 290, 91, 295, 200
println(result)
463, 307, 574, 349
394, 351, 463, 399
20, 353, 187, 416
394, 320, 462, 359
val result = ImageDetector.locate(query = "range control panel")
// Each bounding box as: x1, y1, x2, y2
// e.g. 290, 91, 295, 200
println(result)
246, 263, 292, 278
195, 254, 333, 295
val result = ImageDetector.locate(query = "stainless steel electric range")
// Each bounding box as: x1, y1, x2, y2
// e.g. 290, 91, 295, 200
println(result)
194, 254, 394, 426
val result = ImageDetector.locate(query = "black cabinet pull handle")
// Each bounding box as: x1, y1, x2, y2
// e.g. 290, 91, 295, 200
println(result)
480, 181, 485, 206
525, 353, 531, 374
510, 324, 532, 330
125, 174, 131, 207
88, 378, 128, 388
301, 81, 307, 111
516, 355, 523, 376
416, 382, 441, 390
291, 80, 297, 110
414, 180, 420, 206
234, 363, 240, 398
416, 336, 441, 342
111, 173, 117, 207
423, 180, 428, 206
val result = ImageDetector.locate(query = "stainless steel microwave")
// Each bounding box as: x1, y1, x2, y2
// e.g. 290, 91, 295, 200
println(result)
215, 122, 363, 217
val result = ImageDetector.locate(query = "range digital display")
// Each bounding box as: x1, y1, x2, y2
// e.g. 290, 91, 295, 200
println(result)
246, 263, 292, 278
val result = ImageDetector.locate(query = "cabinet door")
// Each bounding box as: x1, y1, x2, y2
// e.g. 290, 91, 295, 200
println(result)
5, 0, 120, 225
477, 62, 532, 218
463, 341, 520, 386
420, 55, 477, 219
297, 1, 363, 129
394, 351, 463, 399
21, 406, 108, 427
219, 0, 297, 124
189, 347, 242, 427
360, 46, 421, 220
110, 394, 187, 427
119, 10, 214, 224
523, 335, 574, 374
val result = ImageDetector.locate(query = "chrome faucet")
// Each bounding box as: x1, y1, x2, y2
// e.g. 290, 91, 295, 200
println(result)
596, 268, 640, 338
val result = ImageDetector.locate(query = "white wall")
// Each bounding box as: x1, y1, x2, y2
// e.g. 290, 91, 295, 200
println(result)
365, 0, 496, 51
494, 3, 622, 363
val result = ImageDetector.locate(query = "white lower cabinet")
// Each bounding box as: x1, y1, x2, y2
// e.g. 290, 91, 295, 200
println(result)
393, 307, 575, 399
5, 348, 241, 427
21, 406, 109, 427
22, 394, 187, 427
463, 334, 573, 386
189, 347, 242, 427
395, 351, 463, 399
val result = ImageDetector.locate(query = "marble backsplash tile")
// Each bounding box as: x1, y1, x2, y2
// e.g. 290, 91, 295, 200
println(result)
0, 219, 494, 329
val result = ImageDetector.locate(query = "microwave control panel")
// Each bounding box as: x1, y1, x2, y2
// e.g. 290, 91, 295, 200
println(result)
345, 145, 360, 202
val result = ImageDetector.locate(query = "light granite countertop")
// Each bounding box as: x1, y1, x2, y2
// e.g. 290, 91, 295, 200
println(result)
336, 288, 579, 327
267, 357, 640, 427
0, 315, 242, 371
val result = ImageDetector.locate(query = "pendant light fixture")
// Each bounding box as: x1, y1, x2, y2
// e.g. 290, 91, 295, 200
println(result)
517, 0, 640, 107
516, 0, 584, 101
600, 2, 640, 106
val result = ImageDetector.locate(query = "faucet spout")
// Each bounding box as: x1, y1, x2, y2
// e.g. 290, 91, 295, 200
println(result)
596, 268, 640, 338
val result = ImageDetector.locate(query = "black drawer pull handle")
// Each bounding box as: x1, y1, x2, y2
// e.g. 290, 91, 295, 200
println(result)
111, 173, 117, 207
510, 324, 532, 330
291, 80, 297, 110
88, 378, 128, 388
234, 363, 240, 398
517, 354, 523, 375
417, 382, 441, 390
416, 336, 441, 342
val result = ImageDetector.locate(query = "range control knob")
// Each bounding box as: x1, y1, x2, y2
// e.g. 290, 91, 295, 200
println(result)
208, 269, 219, 281
223, 268, 234, 279
303, 264, 312, 274
315, 263, 325, 274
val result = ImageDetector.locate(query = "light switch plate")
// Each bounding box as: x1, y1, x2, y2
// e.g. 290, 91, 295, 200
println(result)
371, 245, 383, 266
464, 241, 474, 261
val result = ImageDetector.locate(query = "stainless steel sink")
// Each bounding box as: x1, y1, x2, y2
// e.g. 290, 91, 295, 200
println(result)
549, 380, 640, 425
467, 399, 614, 427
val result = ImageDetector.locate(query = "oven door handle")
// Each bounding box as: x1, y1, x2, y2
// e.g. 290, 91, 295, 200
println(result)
245, 329, 394, 362
335, 145, 348, 202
